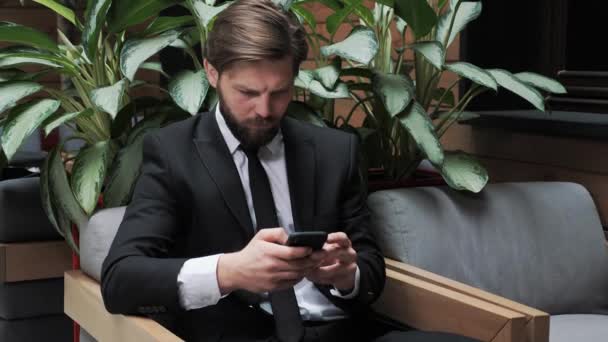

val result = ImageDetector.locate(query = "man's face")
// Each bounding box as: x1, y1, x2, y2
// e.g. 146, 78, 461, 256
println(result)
205, 56, 295, 149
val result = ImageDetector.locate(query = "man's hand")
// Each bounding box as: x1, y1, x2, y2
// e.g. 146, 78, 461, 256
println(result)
305, 232, 358, 292
217, 228, 321, 295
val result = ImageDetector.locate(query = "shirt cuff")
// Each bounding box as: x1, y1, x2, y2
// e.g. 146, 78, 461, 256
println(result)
329, 266, 360, 299
177, 254, 225, 310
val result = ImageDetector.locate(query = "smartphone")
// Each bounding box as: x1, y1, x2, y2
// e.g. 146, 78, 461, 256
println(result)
285, 231, 328, 251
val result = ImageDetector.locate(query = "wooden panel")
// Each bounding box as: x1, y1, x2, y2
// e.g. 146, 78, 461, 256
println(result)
442, 124, 608, 225
373, 269, 527, 342
64, 270, 183, 342
442, 124, 608, 174
386, 259, 550, 342
0, 241, 71, 282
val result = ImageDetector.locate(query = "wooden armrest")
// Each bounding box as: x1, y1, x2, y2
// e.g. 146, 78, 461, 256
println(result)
64, 270, 183, 342
385, 258, 549, 342
0, 241, 71, 282
373, 268, 528, 342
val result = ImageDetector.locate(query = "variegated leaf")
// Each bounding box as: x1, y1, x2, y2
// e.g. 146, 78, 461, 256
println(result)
1, 99, 60, 160
91, 79, 128, 118
321, 26, 379, 65
169, 69, 210, 115
439, 151, 488, 193
372, 72, 414, 116
0, 81, 43, 114
120, 30, 182, 81
398, 101, 444, 166
71, 141, 117, 215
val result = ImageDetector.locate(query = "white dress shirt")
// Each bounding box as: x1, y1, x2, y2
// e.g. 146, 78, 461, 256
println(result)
176, 106, 361, 321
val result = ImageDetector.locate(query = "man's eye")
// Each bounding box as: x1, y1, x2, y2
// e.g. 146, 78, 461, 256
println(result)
241, 90, 256, 97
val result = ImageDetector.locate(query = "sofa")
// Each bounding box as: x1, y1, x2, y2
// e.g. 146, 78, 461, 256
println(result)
368, 182, 608, 342
66, 182, 608, 341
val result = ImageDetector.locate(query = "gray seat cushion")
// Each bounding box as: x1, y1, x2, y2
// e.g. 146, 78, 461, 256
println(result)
0, 177, 60, 242
549, 314, 608, 342
80, 207, 126, 281
368, 182, 608, 315
0, 314, 72, 341
0, 279, 64, 320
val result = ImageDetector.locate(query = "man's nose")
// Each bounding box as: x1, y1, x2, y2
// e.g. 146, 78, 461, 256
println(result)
255, 95, 272, 118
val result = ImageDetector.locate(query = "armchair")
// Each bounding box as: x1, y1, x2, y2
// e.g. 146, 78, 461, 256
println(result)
65, 206, 527, 341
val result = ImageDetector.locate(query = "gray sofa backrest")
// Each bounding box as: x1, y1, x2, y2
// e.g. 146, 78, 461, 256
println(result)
80, 207, 126, 282
368, 182, 608, 315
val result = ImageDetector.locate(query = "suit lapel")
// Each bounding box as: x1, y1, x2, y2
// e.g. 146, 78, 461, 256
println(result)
192, 113, 254, 239
282, 118, 316, 232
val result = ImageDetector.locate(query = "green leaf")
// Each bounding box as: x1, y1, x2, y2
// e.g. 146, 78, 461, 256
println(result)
169, 69, 210, 115
82, 0, 112, 60
515, 72, 567, 94
436, 0, 482, 47
439, 151, 488, 193
40, 152, 63, 238
140, 61, 169, 78
0, 22, 59, 53
271, 0, 294, 10
321, 26, 379, 65
340, 67, 374, 79
398, 101, 444, 165
0, 47, 76, 73
190, 1, 232, 28
287, 101, 327, 127
91, 79, 128, 118
372, 72, 414, 116
310, 81, 350, 99
143, 16, 195, 37
108, 0, 176, 33
33, 0, 77, 26
43, 108, 94, 136
1, 99, 60, 160
326, 0, 361, 36
488, 69, 545, 111
0, 81, 43, 114
432, 87, 455, 107
120, 30, 182, 81
71, 141, 117, 215
395, 16, 407, 34
127, 112, 167, 145
103, 134, 146, 207
291, 3, 317, 29
444, 62, 497, 90
410, 41, 445, 70
47, 145, 88, 230
297, 64, 341, 90
393, 0, 437, 38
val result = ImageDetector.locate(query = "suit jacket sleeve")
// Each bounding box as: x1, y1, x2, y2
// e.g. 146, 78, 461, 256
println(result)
322, 134, 386, 313
101, 132, 188, 315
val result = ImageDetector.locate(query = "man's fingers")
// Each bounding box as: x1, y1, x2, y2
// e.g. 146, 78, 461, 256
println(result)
326, 232, 351, 247
263, 241, 312, 260
254, 228, 288, 244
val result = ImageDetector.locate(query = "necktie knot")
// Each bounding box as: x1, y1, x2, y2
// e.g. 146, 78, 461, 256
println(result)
242, 146, 259, 160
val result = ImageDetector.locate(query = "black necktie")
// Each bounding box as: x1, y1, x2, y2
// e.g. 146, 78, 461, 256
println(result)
243, 147, 304, 342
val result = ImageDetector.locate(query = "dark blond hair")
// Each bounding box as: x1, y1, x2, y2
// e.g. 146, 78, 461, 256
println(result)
204, 0, 308, 75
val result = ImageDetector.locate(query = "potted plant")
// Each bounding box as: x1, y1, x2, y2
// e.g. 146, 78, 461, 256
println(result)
288, 0, 567, 193
0, 0, 223, 253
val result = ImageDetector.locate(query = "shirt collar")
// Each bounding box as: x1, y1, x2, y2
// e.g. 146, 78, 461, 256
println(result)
215, 105, 283, 156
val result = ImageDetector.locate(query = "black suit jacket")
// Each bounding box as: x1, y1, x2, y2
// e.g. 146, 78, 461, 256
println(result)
101, 112, 385, 341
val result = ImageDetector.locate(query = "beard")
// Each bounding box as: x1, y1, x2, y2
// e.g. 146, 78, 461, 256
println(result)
217, 85, 281, 151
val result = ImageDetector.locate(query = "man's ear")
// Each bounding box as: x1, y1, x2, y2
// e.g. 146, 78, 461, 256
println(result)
204, 59, 219, 88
